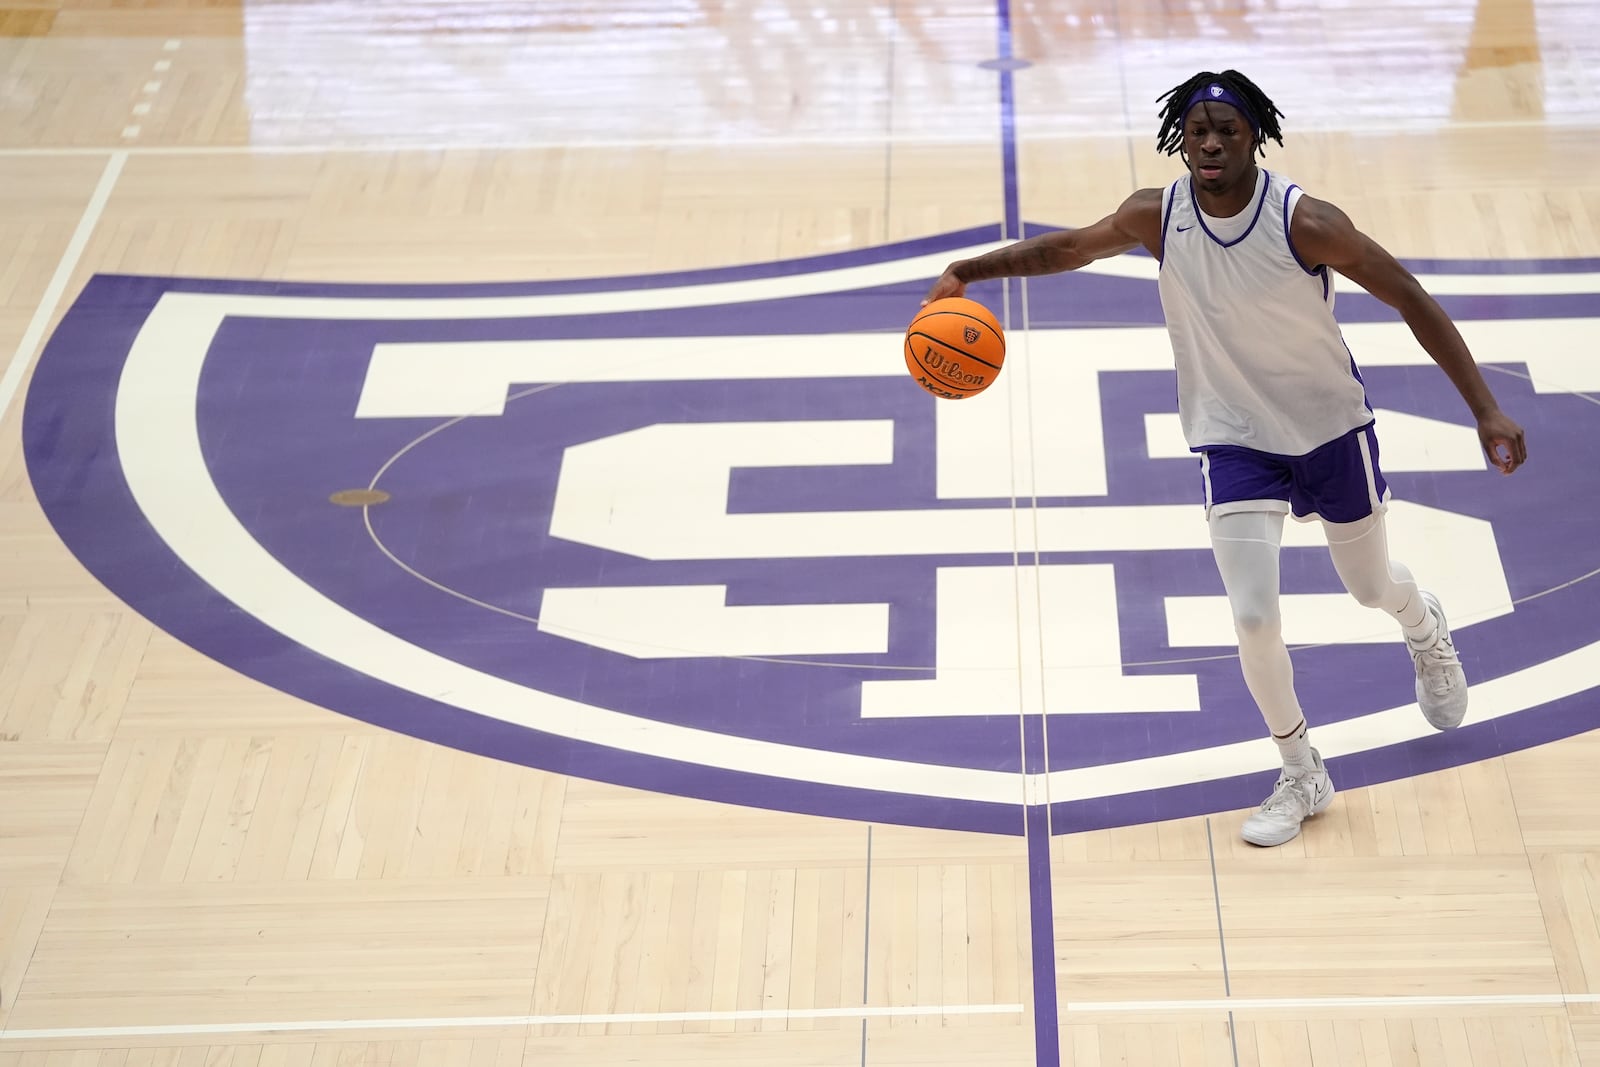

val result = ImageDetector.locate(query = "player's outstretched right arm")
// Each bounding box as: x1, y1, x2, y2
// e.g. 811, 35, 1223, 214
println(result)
923, 188, 1163, 305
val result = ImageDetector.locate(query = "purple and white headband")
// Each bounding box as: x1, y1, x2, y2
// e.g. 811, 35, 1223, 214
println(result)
1183, 83, 1257, 130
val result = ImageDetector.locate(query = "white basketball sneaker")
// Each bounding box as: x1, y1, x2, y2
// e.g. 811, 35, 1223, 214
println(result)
1410, 590, 1468, 730
1241, 748, 1335, 847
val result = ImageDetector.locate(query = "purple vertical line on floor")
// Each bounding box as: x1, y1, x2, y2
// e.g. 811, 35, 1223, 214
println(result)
860, 823, 873, 1066
995, 0, 1056, 1059
1025, 792, 1060, 1065
996, 0, 1021, 243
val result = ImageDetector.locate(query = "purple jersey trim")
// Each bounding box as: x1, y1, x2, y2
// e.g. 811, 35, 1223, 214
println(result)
1158, 181, 1178, 268
1283, 183, 1320, 275
1192, 168, 1272, 249
1282, 182, 1334, 302
1343, 337, 1376, 414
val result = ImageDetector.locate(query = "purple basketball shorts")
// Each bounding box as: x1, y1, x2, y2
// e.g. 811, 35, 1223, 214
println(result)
1198, 422, 1390, 524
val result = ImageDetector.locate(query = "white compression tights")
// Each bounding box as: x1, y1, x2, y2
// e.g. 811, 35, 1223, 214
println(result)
1207, 509, 1432, 737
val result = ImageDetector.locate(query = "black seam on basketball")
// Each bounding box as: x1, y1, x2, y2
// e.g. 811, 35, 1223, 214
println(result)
904, 338, 982, 378
913, 309, 1002, 330
909, 311, 1005, 345
905, 330, 1003, 371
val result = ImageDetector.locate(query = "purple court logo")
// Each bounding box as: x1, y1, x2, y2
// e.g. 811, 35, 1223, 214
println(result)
23, 227, 1600, 834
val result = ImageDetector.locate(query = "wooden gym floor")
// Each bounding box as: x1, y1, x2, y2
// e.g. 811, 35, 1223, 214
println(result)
2, 1, 1599, 1064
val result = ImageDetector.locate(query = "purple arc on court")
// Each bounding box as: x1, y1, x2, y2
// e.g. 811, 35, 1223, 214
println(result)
23, 225, 1600, 835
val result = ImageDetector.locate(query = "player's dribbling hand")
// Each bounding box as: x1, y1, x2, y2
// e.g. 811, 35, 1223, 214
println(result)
922, 269, 966, 306
1477, 409, 1527, 474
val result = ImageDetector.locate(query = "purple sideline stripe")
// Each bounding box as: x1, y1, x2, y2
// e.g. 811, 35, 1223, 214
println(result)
993, 0, 1061, 1060
996, 0, 1021, 244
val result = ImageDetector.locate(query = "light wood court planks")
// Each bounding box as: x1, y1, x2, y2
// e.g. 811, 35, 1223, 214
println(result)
2, 0, 1600, 1064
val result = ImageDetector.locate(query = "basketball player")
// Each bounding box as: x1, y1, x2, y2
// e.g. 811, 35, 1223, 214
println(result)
922, 70, 1527, 846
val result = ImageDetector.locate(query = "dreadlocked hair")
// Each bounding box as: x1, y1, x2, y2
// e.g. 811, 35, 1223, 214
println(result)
1155, 70, 1285, 159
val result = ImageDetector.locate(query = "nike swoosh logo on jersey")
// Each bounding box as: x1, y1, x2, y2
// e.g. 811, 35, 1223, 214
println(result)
1176, 224, 1194, 232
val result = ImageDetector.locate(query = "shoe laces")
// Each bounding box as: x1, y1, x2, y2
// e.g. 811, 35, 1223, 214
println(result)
1259, 774, 1311, 818
1413, 638, 1460, 692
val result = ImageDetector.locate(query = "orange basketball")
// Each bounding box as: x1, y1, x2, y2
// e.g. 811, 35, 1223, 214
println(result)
904, 297, 1006, 399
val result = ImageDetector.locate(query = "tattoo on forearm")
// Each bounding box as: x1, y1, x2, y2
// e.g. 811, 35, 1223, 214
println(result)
962, 242, 1062, 282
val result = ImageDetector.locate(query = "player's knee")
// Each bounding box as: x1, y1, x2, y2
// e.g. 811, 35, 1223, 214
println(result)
1231, 607, 1281, 641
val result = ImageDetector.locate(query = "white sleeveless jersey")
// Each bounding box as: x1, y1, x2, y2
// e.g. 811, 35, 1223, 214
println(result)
1157, 169, 1373, 456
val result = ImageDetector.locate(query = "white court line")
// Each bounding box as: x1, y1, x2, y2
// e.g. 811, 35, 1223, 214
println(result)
0, 1003, 1024, 1040
1069, 992, 1600, 1014
0, 151, 125, 426
7, 993, 1598, 1039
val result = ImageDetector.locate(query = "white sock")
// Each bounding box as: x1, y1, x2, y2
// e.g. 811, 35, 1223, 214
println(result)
1273, 720, 1314, 775
1402, 592, 1439, 647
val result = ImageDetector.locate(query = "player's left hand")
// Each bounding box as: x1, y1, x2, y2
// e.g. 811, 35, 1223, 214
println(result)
922, 268, 967, 306
1477, 409, 1527, 474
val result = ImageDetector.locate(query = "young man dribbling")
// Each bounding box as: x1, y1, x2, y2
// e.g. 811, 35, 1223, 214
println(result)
924, 70, 1527, 846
